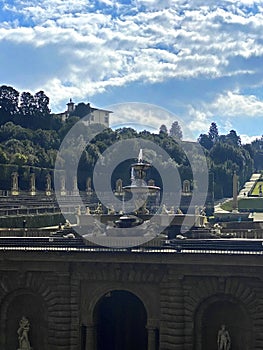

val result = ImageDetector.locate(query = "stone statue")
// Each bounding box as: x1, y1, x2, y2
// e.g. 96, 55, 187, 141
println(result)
17, 316, 32, 350
46, 174, 51, 191
183, 179, 190, 193
168, 206, 175, 214
161, 204, 169, 214
45, 173, 52, 195
94, 203, 103, 215
86, 177, 92, 194
12, 172, 19, 191
217, 324, 231, 350
86, 206, 91, 215
60, 174, 66, 191
11, 171, 19, 195
29, 173, 36, 191
29, 173, 36, 195
176, 207, 183, 214
108, 205, 115, 215
72, 176, 78, 195
115, 179, 123, 194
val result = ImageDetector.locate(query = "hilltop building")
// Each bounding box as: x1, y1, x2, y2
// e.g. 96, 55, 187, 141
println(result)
56, 99, 112, 128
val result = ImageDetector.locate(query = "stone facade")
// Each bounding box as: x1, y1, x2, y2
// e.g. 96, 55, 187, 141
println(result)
0, 249, 262, 349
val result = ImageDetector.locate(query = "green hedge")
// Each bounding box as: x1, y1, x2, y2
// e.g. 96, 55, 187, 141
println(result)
0, 213, 77, 228
0, 163, 53, 191
238, 198, 263, 211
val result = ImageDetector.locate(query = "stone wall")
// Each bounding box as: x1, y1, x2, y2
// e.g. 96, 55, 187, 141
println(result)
0, 250, 262, 349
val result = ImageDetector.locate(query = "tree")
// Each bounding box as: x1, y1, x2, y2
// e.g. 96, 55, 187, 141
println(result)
198, 133, 213, 150
159, 124, 168, 135
169, 121, 183, 141
0, 147, 8, 164
32, 129, 60, 150
208, 122, 219, 143
251, 136, 263, 151
19, 92, 36, 117
0, 85, 19, 124
72, 102, 91, 118
115, 127, 138, 139
225, 129, 241, 147
11, 153, 28, 166
34, 91, 50, 117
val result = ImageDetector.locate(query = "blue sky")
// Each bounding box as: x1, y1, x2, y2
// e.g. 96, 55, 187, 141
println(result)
1, 0, 263, 142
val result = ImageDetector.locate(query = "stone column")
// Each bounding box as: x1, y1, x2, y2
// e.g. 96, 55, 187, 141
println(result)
147, 319, 158, 350
232, 171, 238, 212
85, 323, 96, 350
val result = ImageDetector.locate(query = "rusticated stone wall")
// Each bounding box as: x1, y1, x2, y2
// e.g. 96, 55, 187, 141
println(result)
159, 272, 185, 349
0, 250, 263, 349
0, 266, 80, 350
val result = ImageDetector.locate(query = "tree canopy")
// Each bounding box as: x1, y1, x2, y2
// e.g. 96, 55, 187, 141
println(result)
198, 123, 254, 198
169, 121, 183, 140
0, 84, 260, 200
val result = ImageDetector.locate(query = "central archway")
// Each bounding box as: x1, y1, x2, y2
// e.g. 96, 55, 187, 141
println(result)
94, 290, 147, 350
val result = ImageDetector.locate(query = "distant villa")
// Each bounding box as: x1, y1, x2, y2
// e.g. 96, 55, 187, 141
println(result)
55, 99, 112, 128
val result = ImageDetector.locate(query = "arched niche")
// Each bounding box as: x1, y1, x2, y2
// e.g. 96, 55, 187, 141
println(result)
0, 290, 47, 350
94, 290, 147, 350
194, 294, 253, 350
81, 285, 159, 350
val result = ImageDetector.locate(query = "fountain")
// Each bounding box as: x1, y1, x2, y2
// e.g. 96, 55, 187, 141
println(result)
76, 149, 163, 245
114, 149, 160, 228
75, 149, 208, 246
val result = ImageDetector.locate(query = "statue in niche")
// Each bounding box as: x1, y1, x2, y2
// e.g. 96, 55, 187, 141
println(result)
115, 178, 123, 194
17, 316, 32, 350
86, 177, 92, 193
217, 324, 231, 350
60, 174, 66, 191
46, 174, 51, 191
182, 179, 191, 194
45, 173, 52, 195
73, 176, 78, 189
11, 172, 19, 192
30, 173, 35, 191
29, 173, 36, 195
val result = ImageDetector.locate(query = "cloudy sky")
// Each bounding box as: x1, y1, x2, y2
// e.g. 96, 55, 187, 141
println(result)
1, 0, 263, 142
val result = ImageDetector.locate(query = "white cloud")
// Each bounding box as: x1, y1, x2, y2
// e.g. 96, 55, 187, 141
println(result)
240, 134, 261, 144
185, 91, 263, 138
109, 102, 174, 131
1, 0, 263, 132
209, 92, 263, 117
